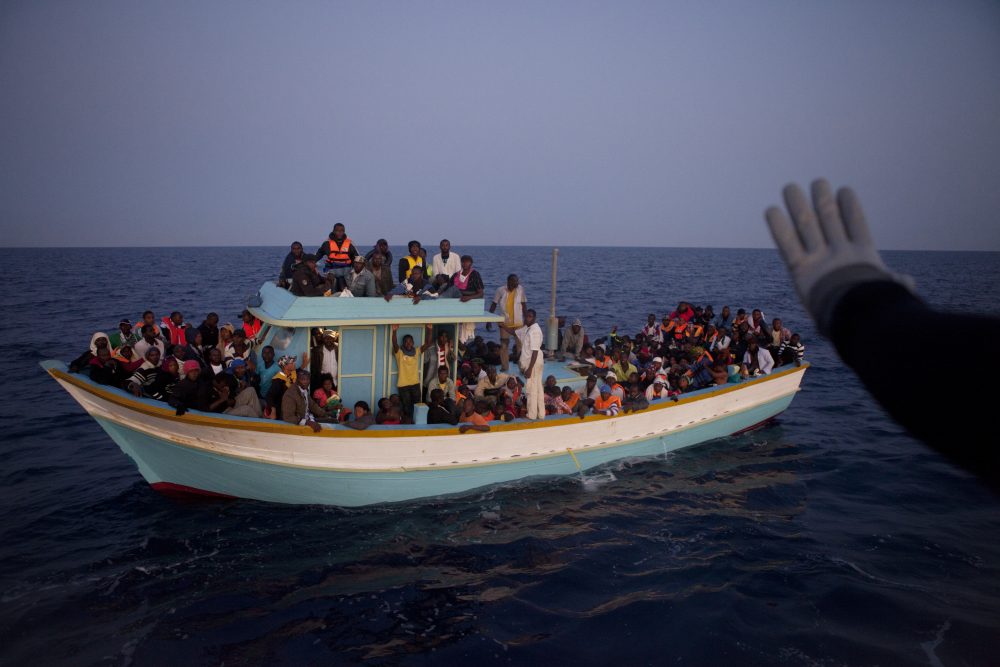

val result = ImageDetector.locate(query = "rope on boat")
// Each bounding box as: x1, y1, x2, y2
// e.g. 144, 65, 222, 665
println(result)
566, 447, 582, 471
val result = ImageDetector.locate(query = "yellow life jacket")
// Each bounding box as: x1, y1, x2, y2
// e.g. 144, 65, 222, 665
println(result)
402, 255, 426, 280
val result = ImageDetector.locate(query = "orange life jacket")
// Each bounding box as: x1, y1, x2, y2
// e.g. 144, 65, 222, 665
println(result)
326, 237, 353, 265
593, 356, 612, 369
594, 394, 621, 412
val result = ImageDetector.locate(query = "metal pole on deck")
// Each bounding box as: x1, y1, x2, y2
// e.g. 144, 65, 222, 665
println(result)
546, 247, 559, 353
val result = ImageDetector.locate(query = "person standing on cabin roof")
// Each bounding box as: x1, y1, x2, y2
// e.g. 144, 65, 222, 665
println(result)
398, 240, 427, 284
316, 223, 358, 292
501, 308, 545, 420
278, 241, 305, 288
431, 239, 462, 280
488, 274, 527, 372
391, 323, 434, 420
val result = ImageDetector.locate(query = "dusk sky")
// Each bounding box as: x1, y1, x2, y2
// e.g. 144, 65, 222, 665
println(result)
2, 1, 999, 250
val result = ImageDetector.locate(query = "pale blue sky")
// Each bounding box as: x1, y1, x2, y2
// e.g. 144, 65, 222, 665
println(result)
2, 0, 999, 250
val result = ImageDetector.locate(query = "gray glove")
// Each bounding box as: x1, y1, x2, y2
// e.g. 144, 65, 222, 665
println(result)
765, 179, 915, 337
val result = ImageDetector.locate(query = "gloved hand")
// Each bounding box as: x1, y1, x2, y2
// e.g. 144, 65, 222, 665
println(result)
765, 179, 915, 337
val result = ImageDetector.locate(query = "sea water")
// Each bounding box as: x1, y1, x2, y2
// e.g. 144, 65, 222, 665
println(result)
2, 246, 999, 665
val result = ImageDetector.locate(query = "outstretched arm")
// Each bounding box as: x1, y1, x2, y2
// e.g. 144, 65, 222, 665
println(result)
766, 179, 1000, 490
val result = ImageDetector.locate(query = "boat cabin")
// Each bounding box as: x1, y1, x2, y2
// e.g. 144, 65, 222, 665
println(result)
248, 282, 505, 418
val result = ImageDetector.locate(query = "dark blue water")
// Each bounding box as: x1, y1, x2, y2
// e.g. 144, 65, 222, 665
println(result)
2, 246, 999, 666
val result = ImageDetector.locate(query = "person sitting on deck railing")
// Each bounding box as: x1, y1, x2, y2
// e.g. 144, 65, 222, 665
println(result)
645, 379, 670, 402
778, 333, 805, 367
89, 345, 126, 387
740, 338, 774, 378
622, 382, 649, 413
126, 347, 162, 397
169, 360, 212, 416
281, 369, 327, 432
345, 401, 375, 430
458, 397, 490, 434
593, 385, 621, 416
427, 389, 458, 425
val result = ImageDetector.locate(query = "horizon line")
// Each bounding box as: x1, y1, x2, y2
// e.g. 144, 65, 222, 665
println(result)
1, 243, 996, 253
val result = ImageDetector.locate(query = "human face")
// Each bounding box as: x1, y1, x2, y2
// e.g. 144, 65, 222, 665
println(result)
323, 378, 333, 392
297, 373, 311, 389
207, 313, 219, 326
332, 224, 345, 240
408, 243, 420, 258
440, 240, 450, 254
186, 367, 201, 381
461, 257, 472, 272
171, 312, 183, 325
120, 322, 131, 334
438, 368, 449, 382
323, 334, 336, 350
291, 242, 303, 257
353, 259, 364, 273
146, 348, 161, 366
402, 335, 414, 351
262, 346, 274, 364
209, 348, 222, 365
355, 405, 366, 418
507, 275, 518, 290
97, 347, 111, 362
372, 253, 384, 268
524, 310, 536, 326
647, 314, 655, 325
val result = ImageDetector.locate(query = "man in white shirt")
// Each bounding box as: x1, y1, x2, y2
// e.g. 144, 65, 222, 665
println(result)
312, 330, 338, 383
502, 308, 544, 420
488, 274, 527, 371
431, 239, 462, 280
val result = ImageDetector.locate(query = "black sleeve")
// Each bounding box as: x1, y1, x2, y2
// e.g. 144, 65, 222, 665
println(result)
829, 281, 1000, 490
398, 258, 408, 284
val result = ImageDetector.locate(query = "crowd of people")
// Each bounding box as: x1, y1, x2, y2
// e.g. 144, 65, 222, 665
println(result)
66, 227, 805, 432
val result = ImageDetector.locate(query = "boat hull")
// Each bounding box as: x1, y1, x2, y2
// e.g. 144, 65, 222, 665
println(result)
44, 361, 806, 506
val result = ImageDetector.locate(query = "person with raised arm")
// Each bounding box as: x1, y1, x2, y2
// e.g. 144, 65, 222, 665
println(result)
765, 178, 1000, 490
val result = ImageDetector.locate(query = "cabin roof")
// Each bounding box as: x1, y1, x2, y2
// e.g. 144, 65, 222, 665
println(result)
248, 282, 505, 327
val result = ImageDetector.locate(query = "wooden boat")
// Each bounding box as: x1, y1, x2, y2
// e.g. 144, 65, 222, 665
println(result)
43, 282, 808, 506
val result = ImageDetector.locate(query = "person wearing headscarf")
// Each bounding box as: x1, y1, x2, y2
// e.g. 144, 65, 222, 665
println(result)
69, 332, 110, 373
182, 327, 207, 369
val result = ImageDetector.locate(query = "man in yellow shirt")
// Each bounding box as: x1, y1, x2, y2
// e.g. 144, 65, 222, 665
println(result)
391, 323, 434, 421
488, 274, 527, 372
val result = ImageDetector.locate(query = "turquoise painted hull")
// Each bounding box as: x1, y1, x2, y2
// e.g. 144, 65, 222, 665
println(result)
93, 393, 795, 506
